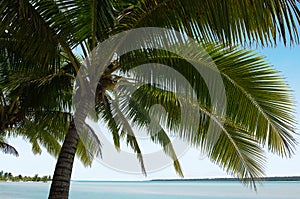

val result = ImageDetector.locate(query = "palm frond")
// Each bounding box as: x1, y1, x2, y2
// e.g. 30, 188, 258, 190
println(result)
70, 0, 118, 46
96, 95, 121, 150
210, 123, 266, 189
126, 91, 184, 176
10, 111, 70, 157
2, 68, 73, 112
76, 122, 102, 167
108, 98, 147, 175
0, 136, 19, 156
119, 43, 296, 156
114, 41, 296, 185
115, 0, 300, 46
207, 44, 297, 157
0, 0, 80, 71
120, 82, 264, 187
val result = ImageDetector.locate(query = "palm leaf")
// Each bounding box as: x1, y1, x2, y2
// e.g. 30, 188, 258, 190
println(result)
0, 0, 80, 70
121, 82, 264, 187
108, 97, 147, 175
115, 0, 300, 46
0, 136, 19, 156
96, 95, 121, 150
126, 90, 184, 176
76, 122, 102, 167
113, 41, 296, 186
118, 43, 296, 156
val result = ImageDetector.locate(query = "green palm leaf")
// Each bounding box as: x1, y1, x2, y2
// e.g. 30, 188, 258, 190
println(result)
114, 42, 296, 188
115, 0, 300, 46
109, 96, 147, 175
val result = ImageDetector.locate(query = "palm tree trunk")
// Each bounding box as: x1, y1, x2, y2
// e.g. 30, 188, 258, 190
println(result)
48, 121, 79, 199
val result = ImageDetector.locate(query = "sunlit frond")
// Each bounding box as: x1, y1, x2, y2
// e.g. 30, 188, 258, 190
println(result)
115, 41, 296, 186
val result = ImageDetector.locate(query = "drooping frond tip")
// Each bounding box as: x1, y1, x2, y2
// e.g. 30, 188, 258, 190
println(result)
0, 141, 19, 156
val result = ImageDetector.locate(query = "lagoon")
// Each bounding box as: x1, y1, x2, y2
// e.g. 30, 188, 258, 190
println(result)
0, 181, 299, 199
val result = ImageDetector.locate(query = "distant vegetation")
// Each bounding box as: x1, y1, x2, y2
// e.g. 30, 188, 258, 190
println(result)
0, 171, 51, 182
152, 176, 300, 182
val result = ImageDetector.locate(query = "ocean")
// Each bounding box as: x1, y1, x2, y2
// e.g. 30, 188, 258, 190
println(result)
0, 181, 299, 199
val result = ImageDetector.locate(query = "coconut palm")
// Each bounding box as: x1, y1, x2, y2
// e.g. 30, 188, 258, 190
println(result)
0, 1, 299, 199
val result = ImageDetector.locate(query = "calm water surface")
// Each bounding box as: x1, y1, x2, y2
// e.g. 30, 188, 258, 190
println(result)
0, 181, 299, 199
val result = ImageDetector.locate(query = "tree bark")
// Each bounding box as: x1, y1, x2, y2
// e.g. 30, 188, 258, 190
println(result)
48, 120, 79, 199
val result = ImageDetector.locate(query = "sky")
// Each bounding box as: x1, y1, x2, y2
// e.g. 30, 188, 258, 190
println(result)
1, 43, 300, 181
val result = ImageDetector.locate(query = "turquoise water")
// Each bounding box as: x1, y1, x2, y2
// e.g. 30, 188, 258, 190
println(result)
0, 181, 299, 199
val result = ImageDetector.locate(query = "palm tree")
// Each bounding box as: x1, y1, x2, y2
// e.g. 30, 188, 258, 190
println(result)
0, 1, 299, 199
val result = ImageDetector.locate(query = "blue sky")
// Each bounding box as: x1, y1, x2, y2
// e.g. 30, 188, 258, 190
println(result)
1, 44, 300, 181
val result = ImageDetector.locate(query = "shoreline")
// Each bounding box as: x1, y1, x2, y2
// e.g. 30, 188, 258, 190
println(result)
2, 176, 300, 183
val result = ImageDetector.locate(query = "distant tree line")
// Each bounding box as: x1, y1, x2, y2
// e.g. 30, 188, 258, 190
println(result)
152, 176, 300, 182
0, 171, 51, 182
